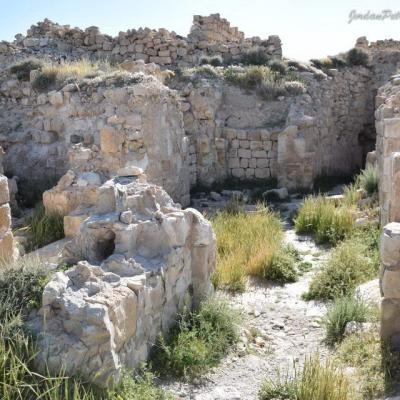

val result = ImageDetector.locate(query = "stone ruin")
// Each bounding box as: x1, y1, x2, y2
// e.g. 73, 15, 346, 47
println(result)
0, 13, 281, 69
3, 11, 400, 385
35, 172, 215, 385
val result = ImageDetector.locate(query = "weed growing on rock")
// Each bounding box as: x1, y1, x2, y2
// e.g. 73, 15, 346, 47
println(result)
152, 296, 242, 379
346, 48, 369, 67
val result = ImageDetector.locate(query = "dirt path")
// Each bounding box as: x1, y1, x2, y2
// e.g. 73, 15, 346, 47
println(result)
162, 215, 331, 400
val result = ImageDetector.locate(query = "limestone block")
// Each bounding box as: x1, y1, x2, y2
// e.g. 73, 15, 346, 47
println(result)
250, 141, 263, 150
48, 91, 64, 107
382, 298, 400, 348
252, 150, 268, 158
228, 158, 240, 168
0, 231, 14, 262
64, 214, 88, 237
256, 158, 269, 168
238, 149, 251, 158
100, 126, 124, 153
255, 168, 270, 179
0, 204, 11, 236
0, 175, 10, 205
381, 223, 400, 267
231, 168, 244, 178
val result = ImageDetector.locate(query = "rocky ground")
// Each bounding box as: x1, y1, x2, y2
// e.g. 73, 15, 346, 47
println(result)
161, 199, 331, 400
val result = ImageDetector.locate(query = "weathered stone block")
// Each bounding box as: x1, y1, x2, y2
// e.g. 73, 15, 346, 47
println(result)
381, 223, 400, 267
100, 126, 124, 153
255, 168, 270, 179
0, 176, 10, 205
0, 204, 11, 236
231, 168, 244, 178
238, 149, 251, 158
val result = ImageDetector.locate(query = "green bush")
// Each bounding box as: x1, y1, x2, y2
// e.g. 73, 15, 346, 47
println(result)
152, 296, 242, 378
284, 80, 306, 95
324, 296, 372, 345
357, 165, 379, 195
268, 60, 287, 74
304, 236, 378, 301
346, 48, 369, 66
294, 195, 354, 245
240, 50, 269, 65
27, 203, 64, 251
259, 354, 354, 400
32, 69, 57, 91
264, 249, 298, 284
10, 59, 43, 81
210, 56, 223, 67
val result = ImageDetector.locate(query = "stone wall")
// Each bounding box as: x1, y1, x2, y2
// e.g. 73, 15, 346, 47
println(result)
374, 73, 400, 347
0, 63, 190, 207
175, 65, 375, 191
0, 14, 281, 68
36, 173, 215, 386
0, 147, 15, 262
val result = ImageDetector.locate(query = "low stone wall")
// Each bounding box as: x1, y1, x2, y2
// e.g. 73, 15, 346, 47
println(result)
0, 14, 281, 68
36, 173, 215, 386
0, 147, 15, 262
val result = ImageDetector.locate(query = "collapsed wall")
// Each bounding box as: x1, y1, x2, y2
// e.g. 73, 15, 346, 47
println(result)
0, 14, 281, 69
35, 173, 215, 385
0, 63, 190, 207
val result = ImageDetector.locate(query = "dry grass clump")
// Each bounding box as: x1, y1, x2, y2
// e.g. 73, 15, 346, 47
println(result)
32, 59, 114, 91
259, 354, 354, 400
212, 205, 297, 292
294, 195, 355, 245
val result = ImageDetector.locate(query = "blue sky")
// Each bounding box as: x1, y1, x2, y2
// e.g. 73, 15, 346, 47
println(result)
1, 0, 400, 60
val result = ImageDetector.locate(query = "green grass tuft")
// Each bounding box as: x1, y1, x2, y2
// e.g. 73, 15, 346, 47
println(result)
27, 203, 64, 251
324, 296, 372, 346
152, 296, 242, 379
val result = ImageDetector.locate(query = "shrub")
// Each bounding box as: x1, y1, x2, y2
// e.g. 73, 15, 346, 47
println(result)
223, 65, 304, 100
324, 296, 371, 346
152, 296, 242, 378
264, 249, 298, 284
294, 195, 354, 245
304, 236, 377, 300
284, 80, 306, 95
268, 60, 287, 74
240, 50, 269, 65
310, 56, 347, 71
32, 69, 57, 91
212, 206, 290, 291
259, 354, 354, 400
27, 203, 64, 251
10, 58, 43, 81
346, 48, 369, 66
357, 164, 379, 195
210, 55, 223, 67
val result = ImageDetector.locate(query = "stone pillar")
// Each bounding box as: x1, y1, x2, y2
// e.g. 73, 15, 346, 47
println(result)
0, 152, 15, 264
381, 222, 400, 348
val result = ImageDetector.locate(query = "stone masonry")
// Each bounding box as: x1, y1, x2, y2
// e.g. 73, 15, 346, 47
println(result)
0, 146, 15, 262
0, 14, 281, 69
36, 173, 215, 386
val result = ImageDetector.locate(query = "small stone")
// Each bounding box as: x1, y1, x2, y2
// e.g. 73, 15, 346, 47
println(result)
120, 210, 132, 224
